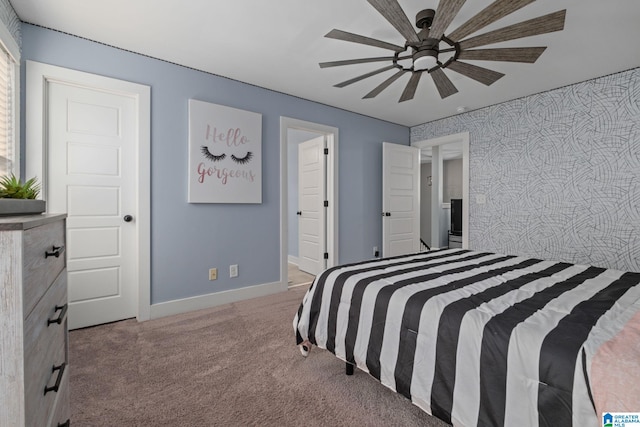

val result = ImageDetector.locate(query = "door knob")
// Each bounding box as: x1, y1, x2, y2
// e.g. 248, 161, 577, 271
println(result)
123, 215, 133, 222
296, 211, 302, 216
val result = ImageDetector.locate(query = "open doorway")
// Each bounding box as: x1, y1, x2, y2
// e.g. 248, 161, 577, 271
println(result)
280, 117, 339, 288
413, 132, 469, 249
288, 130, 324, 286
420, 145, 463, 247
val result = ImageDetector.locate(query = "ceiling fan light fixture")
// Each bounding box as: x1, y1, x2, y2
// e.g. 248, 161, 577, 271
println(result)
413, 49, 438, 71
320, 0, 566, 101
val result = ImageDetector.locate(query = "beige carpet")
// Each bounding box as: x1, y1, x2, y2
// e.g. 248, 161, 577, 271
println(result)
287, 263, 315, 287
69, 285, 450, 426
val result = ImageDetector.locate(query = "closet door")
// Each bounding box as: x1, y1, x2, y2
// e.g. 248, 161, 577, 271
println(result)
297, 136, 327, 275
382, 142, 420, 257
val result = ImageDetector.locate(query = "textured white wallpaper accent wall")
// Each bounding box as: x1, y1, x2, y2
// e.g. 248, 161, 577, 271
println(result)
412, 68, 640, 272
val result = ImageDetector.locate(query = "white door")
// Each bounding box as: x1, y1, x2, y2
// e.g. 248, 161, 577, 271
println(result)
382, 142, 420, 257
297, 136, 326, 275
47, 82, 138, 330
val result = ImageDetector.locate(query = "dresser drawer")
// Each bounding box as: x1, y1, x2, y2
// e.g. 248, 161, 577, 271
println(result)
23, 269, 68, 427
48, 368, 70, 427
23, 220, 66, 316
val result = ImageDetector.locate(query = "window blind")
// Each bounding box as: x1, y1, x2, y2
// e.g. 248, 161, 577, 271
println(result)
0, 44, 14, 177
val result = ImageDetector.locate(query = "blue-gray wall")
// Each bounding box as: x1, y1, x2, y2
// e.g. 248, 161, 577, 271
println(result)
20, 24, 409, 304
412, 68, 640, 272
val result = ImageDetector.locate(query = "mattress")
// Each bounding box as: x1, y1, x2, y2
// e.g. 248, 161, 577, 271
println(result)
293, 249, 640, 427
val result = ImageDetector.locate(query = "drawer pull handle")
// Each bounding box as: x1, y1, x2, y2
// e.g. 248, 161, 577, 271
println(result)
58, 420, 70, 427
48, 304, 68, 326
45, 245, 65, 258
44, 362, 66, 395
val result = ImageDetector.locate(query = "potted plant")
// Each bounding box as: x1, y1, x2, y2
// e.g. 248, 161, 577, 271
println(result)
0, 174, 46, 215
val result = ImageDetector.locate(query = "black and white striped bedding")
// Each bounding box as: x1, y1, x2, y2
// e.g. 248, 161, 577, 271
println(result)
293, 249, 640, 427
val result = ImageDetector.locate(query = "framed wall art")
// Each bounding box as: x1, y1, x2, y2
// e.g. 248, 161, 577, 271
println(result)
188, 99, 262, 203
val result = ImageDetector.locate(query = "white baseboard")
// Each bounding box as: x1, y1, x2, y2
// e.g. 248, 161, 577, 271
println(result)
149, 281, 287, 320
288, 255, 299, 266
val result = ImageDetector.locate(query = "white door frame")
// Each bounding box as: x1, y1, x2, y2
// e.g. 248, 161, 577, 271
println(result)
412, 132, 469, 249
25, 60, 151, 322
280, 117, 338, 286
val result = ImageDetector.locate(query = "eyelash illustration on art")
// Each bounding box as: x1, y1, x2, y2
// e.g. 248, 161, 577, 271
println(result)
231, 152, 253, 165
201, 146, 226, 162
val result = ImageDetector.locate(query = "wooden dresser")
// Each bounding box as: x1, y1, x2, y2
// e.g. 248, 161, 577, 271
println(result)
0, 214, 70, 427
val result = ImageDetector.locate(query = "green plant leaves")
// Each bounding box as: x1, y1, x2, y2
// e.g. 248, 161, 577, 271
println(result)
0, 174, 41, 199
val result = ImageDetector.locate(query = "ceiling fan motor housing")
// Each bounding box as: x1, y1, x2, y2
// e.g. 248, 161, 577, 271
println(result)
412, 9, 439, 70
413, 47, 438, 71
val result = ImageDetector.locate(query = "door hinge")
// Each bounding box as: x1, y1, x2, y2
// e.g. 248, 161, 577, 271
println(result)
324, 200, 329, 207
324, 252, 329, 260
324, 148, 329, 155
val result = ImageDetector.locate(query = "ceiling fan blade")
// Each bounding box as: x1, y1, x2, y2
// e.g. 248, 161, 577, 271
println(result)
321, 55, 411, 68
334, 65, 396, 88
447, 0, 535, 42
363, 70, 407, 98
367, 0, 420, 44
320, 56, 400, 68
399, 72, 423, 102
325, 29, 405, 51
429, 0, 468, 41
458, 47, 547, 63
459, 10, 566, 50
446, 60, 505, 85
430, 68, 459, 98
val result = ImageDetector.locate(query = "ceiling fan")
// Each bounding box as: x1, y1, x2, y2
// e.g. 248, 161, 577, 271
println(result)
320, 0, 566, 101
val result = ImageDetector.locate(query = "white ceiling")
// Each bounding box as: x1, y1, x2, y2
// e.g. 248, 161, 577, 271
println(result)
13, 0, 640, 127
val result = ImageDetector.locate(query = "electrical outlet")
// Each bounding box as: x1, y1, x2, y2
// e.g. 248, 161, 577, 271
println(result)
230, 264, 238, 278
209, 268, 217, 281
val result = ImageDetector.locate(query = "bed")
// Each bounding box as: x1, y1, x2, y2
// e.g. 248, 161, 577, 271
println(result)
293, 248, 640, 427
